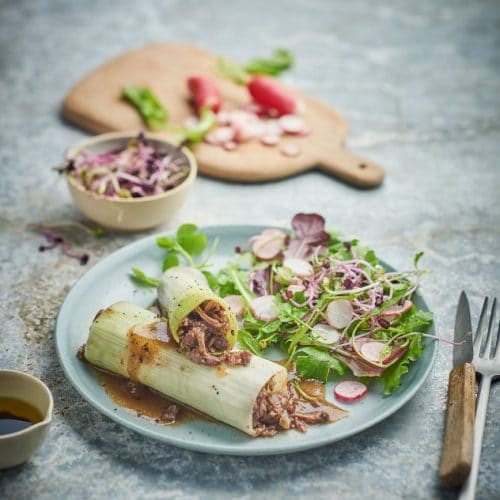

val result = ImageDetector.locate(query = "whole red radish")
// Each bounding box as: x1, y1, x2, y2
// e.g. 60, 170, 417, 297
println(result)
247, 76, 297, 116
187, 75, 222, 113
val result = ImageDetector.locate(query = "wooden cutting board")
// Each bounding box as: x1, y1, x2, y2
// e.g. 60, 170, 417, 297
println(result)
63, 43, 385, 188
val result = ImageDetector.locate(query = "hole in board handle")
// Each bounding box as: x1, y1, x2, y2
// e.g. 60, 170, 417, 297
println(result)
359, 163, 367, 169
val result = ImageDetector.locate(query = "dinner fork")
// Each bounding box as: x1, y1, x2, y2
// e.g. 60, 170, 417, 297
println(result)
459, 297, 499, 500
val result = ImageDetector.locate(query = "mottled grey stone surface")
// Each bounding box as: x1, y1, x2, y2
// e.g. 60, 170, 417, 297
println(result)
0, 0, 499, 498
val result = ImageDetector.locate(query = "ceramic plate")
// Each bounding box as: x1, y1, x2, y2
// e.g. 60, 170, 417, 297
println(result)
55, 225, 437, 455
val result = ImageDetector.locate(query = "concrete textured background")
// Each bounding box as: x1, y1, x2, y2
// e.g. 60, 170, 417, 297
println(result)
0, 0, 499, 498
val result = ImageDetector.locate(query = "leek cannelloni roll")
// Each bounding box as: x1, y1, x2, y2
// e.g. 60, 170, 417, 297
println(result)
157, 267, 240, 366
82, 301, 288, 436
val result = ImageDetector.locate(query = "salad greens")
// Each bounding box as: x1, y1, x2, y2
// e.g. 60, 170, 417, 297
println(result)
130, 213, 432, 395
122, 87, 169, 130
182, 108, 217, 144
130, 223, 217, 286
218, 48, 294, 85
213, 213, 432, 395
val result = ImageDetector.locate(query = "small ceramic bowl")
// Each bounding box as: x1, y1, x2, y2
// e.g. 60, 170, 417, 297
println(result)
0, 370, 53, 469
65, 132, 197, 231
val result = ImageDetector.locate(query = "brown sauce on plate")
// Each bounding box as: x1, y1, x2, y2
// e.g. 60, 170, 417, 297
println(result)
96, 370, 206, 425
0, 397, 44, 435
277, 359, 348, 416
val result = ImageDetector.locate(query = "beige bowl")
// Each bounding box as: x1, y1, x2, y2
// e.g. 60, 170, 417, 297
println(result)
65, 132, 197, 231
0, 370, 53, 469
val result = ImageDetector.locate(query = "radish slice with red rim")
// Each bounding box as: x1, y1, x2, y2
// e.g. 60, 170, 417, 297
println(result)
264, 119, 283, 137
311, 323, 340, 344
205, 126, 234, 145
250, 295, 278, 322
216, 111, 231, 125
297, 125, 312, 137
278, 114, 306, 134
223, 141, 237, 151
358, 340, 387, 363
280, 143, 301, 157
326, 300, 353, 329
251, 229, 287, 260
334, 381, 368, 403
283, 257, 313, 277
224, 295, 245, 318
261, 135, 280, 146
380, 300, 413, 318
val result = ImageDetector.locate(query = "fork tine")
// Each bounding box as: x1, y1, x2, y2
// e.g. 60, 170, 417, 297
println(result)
494, 320, 500, 360
474, 297, 488, 350
479, 297, 496, 358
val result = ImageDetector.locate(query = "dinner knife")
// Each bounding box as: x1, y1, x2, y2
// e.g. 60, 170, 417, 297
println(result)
439, 291, 475, 487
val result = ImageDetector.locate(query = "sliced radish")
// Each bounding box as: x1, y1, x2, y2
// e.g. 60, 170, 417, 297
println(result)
243, 103, 264, 115
297, 125, 312, 137
326, 300, 353, 329
334, 381, 368, 403
227, 110, 258, 124
224, 295, 245, 318
264, 119, 284, 137
278, 114, 306, 134
261, 134, 280, 146
380, 300, 413, 319
283, 258, 313, 277
251, 229, 287, 260
216, 111, 231, 125
312, 323, 340, 344
205, 126, 234, 145
280, 143, 301, 157
232, 121, 252, 142
287, 284, 306, 295
358, 340, 387, 363
223, 141, 237, 151
250, 295, 278, 322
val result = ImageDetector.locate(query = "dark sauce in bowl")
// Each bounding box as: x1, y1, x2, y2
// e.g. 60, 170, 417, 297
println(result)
0, 397, 43, 436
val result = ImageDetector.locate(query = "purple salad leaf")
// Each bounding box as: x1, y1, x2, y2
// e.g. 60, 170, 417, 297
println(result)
285, 213, 330, 259
249, 266, 270, 296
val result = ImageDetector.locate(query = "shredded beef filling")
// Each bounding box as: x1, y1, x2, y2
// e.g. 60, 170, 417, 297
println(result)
177, 301, 250, 367
253, 382, 338, 437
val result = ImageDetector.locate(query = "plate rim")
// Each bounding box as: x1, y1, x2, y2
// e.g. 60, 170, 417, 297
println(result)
55, 224, 438, 456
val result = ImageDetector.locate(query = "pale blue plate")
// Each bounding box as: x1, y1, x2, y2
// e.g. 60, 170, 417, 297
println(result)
55, 225, 437, 455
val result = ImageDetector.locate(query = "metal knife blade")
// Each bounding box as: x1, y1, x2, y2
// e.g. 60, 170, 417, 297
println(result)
453, 291, 474, 367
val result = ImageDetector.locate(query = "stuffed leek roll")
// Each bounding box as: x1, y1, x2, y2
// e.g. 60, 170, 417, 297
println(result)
81, 301, 289, 436
157, 266, 239, 366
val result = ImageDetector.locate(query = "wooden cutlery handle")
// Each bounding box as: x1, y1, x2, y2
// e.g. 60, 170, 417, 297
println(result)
317, 148, 385, 188
439, 363, 476, 487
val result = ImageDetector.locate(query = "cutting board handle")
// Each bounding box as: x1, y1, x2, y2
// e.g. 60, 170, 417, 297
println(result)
317, 147, 385, 188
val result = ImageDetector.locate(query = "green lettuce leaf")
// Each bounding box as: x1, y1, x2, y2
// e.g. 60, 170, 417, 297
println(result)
237, 329, 262, 355
379, 335, 423, 395
295, 347, 346, 382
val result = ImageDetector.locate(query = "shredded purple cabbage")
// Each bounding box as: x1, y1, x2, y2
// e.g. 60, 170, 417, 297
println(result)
66, 134, 189, 199
35, 224, 89, 265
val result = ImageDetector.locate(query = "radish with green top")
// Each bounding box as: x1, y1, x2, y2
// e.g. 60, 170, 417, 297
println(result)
248, 76, 298, 116
187, 75, 222, 113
